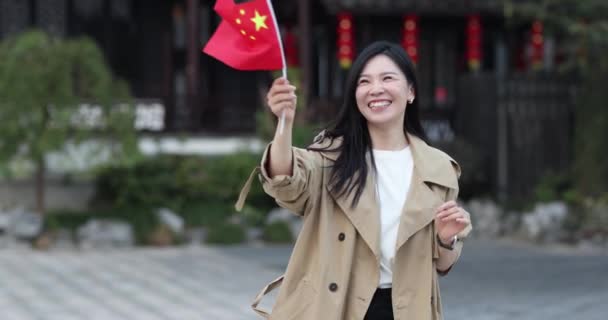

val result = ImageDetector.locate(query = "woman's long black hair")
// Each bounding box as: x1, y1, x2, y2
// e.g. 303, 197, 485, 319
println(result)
310, 41, 427, 208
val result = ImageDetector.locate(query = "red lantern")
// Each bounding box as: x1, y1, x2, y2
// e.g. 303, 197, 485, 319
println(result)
530, 20, 544, 69
401, 15, 419, 64
285, 28, 299, 67
466, 14, 482, 71
337, 12, 354, 69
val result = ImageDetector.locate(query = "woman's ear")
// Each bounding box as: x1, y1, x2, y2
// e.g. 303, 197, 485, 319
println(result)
408, 86, 416, 102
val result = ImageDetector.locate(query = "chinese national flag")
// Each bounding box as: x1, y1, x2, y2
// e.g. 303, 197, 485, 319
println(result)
203, 0, 284, 70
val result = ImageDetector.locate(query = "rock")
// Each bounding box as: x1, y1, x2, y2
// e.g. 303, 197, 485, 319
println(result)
11, 210, 44, 239
228, 214, 244, 225
0, 210, 11, 247
148, 224, 173, 246
577, 239, 601, 253
521, 201, 568, 242
246, 227, 263, 242
464, 199, 502, 239
52, 229, 76, 249
266, 208, 294, 224
288, 219, 303, 238
77, 219, 134, 249
0, 211, 10, 231
184, 227, 207, 246
501, 212, 521, 236
33, 232, 53, 250
156, 208, 184, 234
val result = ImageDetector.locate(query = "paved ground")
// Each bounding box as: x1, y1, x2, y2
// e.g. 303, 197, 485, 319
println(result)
0, 240, 606, 320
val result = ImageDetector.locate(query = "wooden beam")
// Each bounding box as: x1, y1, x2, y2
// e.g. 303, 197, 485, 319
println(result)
298, 0, 312, 111
186, 0, 200, 130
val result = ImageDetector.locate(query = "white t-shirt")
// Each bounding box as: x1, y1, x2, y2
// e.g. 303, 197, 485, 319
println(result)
372, 146, 414, 288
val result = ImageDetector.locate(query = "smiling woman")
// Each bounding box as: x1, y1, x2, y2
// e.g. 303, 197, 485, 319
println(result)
355, 55, 415, 145
239, 41, 472, 320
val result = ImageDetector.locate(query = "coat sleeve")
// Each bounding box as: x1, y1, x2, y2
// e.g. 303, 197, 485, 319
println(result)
447, 159, 472, 239
259, 143, 320, 216
437, 159, 472, 276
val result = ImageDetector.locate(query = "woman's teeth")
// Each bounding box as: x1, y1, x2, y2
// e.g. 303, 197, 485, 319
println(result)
369, 101, 390, 109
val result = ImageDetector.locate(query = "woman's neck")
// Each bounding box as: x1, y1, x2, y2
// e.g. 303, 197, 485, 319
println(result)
367, 124, 408, 151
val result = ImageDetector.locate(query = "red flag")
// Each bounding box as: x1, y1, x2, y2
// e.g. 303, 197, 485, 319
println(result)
203, 0, 284, 70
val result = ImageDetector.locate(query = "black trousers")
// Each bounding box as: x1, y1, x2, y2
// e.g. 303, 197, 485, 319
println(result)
364, 288, 394, 320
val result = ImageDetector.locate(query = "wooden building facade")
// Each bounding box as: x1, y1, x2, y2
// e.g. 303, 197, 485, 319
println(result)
0, 0, 574, 199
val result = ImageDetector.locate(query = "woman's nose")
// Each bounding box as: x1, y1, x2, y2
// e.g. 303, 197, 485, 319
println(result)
369, 81, 385, 95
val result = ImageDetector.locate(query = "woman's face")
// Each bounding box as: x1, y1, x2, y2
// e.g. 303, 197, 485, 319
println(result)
355, 54, 414, 130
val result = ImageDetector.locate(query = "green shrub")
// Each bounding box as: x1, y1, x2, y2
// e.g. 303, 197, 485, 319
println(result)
198, 152, 270, 206
92, 153, 275, 229
92, 156, 183, 209
239, 205, 267, 228
45, 210, 91, 232
44, 207, 162, 245
90, 206, 159, 245
206, 223, 246, 245
573, 73, 608, 197
262, 221, 293, 243
179, 200, 233, 228
533, 172, 571, 203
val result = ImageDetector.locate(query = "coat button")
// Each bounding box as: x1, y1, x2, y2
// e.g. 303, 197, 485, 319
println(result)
329, 283, 338, 292
338, 233, 345, 241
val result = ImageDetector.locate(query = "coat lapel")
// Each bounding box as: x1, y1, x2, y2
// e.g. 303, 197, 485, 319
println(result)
394, 170, 442, 252
312, 134, 381, 259
395, 135, 459, 253
326, 161, 381, 260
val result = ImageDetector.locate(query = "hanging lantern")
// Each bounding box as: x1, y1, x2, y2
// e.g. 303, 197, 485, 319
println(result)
285, 28, 299, 67
530, 20, 544, 69
401, 15, 419, 64
466, 14, 482, 71
337, 12, 354, 69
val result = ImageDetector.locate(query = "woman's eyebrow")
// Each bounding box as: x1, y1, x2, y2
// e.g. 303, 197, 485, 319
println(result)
359, 71, 400, 78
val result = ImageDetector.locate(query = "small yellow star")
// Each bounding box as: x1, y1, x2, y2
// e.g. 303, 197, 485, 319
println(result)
239, 9, 245, 15
235, 18, 241, 24
250, 10, 268, 31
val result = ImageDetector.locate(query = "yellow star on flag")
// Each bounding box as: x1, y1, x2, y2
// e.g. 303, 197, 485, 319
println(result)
250, 10, 268, 31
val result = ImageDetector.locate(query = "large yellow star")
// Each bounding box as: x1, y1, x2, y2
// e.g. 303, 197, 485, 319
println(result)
250, 10, 268, 32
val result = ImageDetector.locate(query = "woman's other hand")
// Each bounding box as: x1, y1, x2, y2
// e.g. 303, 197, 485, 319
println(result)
434, 200, 471, 243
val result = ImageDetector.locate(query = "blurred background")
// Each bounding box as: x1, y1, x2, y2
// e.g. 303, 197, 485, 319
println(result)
0, 0, 606, 319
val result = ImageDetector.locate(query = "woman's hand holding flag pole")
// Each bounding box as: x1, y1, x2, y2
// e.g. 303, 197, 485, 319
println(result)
202, 0, 289, 134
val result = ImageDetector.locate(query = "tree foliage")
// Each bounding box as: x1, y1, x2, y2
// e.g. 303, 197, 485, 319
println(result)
505, 0, 608, 196
0, 30, 138, 213
504, 0, 608, 73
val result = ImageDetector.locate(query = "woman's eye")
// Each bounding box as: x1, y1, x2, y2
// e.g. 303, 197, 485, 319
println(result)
358, 79, 368, 84
383, 76, 393, 81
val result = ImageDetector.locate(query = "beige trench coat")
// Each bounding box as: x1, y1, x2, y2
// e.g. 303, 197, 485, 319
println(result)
236, 133, 472, 320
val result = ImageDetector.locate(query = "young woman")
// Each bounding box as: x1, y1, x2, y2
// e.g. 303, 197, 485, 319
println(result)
238, 41, 472, 320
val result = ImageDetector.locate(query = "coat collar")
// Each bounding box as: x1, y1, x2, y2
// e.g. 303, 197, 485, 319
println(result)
311, 132, 460, 190
311, 131, 460, 258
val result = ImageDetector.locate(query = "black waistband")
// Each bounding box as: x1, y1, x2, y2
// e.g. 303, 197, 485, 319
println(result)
374, 287, 392, 297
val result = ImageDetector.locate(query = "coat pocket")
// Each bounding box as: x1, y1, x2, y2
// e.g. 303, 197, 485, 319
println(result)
269, 277, 316, 320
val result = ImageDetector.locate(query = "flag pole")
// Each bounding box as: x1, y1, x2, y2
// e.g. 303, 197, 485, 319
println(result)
266, 0, 288, 135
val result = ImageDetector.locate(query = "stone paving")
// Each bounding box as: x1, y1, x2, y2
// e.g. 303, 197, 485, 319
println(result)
0, 240, 606, 320
0, 246, 279, 320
